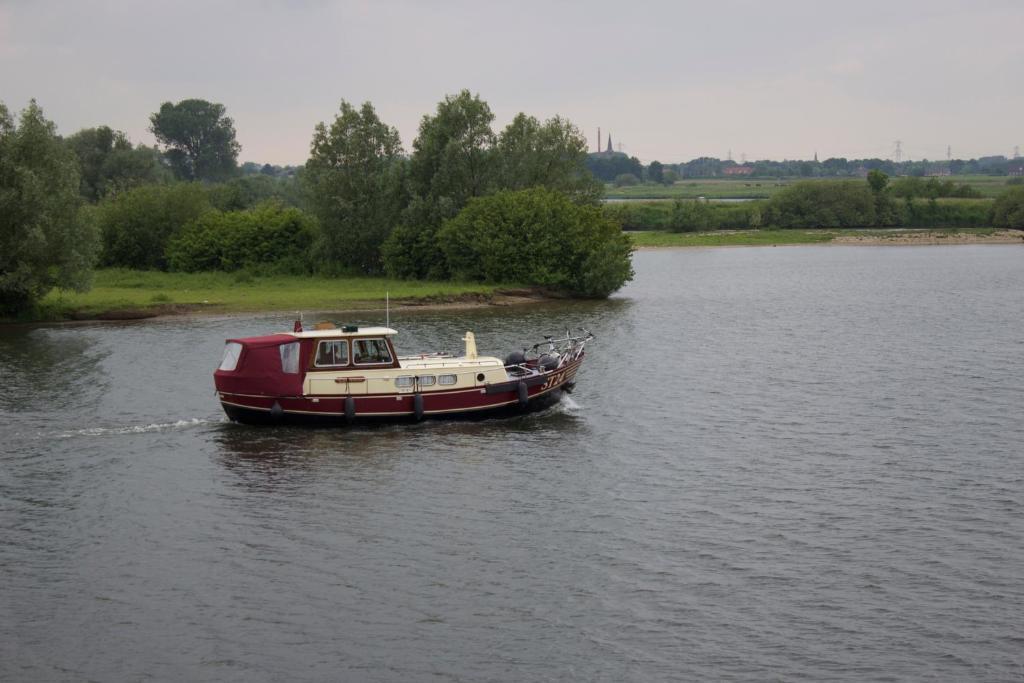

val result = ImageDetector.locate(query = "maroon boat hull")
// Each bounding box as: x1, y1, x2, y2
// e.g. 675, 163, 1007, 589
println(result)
217, 357, 583, 426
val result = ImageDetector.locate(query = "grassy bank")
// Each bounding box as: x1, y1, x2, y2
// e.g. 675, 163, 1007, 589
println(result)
628, 230, 834, 247
627, 227, 1006, 248
22, 269, 513, 322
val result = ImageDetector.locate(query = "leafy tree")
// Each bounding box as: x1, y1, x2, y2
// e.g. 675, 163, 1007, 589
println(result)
662, 169, 680, 185
494, 113, 602, 203
207, 174, 304, 212
65, 126, 169, 201
992, 187, 1024, 229
437, 188, 633, 297
304, 100, 407, 274
585, 153, 643, 182
383, 90, 495, 278
647, 160, 664, 184
149, 99, 240, 181
889, 176, 981, 199
166, 202, 316, 273
614, 173, 639, 187
867, 169, 889, 193
95, 183, 211, 269
0, 101, 100, 314
768, 181, 876, 228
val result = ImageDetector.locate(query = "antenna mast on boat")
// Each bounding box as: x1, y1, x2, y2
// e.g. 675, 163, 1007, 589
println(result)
386, 291, 390, 329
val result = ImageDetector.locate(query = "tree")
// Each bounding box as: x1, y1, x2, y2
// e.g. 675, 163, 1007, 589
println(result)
0, 100, 99, 314
437, 188, 633, 297
95, 183, 210, 269
304, 100, 406, 273
647, 160, 664, 184
383, 90, 496, 278
65, 126, 169, 201
867, 169, 889, 194
166, 202, 316, 273
768, 181, 876, 228
993, 187, 1024, 229
585, 153, 643, 182
494, 113, 602, 203
149, 99, 240, 181
614, 173, 639, 187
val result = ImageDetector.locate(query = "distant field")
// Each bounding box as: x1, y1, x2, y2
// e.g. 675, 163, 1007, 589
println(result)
605, 175, 1016, 201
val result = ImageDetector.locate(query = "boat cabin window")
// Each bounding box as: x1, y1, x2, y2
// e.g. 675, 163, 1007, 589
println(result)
314, 339, 349, 367
279, 341, 300, 374
439, 374, 457, 386
353, 338, 392, 365
219, 342, 243, 371
418, 375, 436, 387
395, 376, 414, 389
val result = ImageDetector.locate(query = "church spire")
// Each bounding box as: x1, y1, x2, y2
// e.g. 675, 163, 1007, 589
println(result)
606, 132, 613, 154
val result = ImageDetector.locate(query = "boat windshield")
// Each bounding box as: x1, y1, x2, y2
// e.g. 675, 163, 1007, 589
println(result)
353, 338, 392, 365
314, 340, 349, 367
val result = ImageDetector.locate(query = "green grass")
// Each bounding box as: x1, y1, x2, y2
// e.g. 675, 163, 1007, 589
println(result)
626, 226, 1002, 248
628, 230, 836, 247
31, 269, 510, 321
605, 175, 1016, 201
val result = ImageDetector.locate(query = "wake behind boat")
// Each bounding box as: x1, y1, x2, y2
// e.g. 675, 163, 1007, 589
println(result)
213, 320, 592, 425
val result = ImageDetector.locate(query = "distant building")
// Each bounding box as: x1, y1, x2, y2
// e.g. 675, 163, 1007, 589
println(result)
1009, 161, 1024, 176
723, 166, 754, 176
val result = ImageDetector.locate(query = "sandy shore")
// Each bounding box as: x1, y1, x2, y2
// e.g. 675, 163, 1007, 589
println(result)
829, 230, 1024, 246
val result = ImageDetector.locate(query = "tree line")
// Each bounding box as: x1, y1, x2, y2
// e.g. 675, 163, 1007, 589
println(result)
588, 153, 1024, 184
0, 94, 633, 315
607, 172, 1024, 232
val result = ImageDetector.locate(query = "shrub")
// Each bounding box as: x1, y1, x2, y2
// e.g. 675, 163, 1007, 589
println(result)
438, 188, 633, 297
900, 198, 992, 228
890, 177, 982, 199
668, 199, 711, 232
96, 183, 210, 269
992, 187, 1024, 229
767, 180, 876, 228
614, 173, 640, 187
604, 200, 768, 231
166, 202, 316, 273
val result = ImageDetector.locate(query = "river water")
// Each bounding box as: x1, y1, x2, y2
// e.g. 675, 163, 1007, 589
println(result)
2, 245, 1023, 681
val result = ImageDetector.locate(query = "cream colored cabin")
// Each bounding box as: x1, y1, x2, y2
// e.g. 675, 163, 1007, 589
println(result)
287, 326, 507, 396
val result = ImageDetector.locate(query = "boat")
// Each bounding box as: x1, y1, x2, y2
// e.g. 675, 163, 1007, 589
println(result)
213, 320, 592, 425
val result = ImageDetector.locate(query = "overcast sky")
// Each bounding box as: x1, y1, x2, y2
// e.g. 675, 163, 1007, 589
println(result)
1, 0, 1021, 165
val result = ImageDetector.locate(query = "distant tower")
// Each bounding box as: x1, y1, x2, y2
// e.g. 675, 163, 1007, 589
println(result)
814, 150, 818, 162
606, 133, 613, 154
727, 148, 733, 162
597, 127, 601, 154
1015, 145, 1021, 159
893, 140, 903, 162
947, 145, 951, 161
